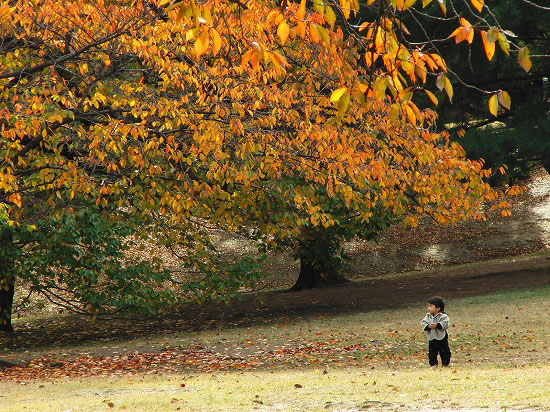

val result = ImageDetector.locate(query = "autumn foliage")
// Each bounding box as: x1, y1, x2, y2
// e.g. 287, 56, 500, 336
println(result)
0, 0, 529, 327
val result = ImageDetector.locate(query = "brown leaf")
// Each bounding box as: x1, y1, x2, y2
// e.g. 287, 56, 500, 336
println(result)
108, 402, 115, 408
171, 398, 179, 403
294, 384, 303, 389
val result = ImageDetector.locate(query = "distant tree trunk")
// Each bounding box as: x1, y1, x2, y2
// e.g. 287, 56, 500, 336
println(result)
289, 228, 350, 292
0, 229, 15, 333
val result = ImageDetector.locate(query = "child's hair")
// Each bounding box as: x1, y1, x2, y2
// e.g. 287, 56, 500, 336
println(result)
428, 296, 445, 312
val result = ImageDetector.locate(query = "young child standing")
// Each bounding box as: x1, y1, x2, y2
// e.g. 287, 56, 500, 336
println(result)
420, 296, 451, 366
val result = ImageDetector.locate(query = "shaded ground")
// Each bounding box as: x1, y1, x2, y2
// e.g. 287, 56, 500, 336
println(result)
1, 250, 548, 360
207, 167, 550, 291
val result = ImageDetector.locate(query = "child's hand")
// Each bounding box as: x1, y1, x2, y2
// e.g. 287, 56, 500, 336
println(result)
429, 323, 437, 329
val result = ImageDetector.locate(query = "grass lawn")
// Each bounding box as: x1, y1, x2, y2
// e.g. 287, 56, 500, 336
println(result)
1, 285, 549, 411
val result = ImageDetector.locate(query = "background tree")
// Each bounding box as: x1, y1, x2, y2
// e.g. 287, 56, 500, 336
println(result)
1, 0, 528, 329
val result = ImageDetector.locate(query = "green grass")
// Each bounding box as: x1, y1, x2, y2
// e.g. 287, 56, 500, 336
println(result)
2, 285, 549, 411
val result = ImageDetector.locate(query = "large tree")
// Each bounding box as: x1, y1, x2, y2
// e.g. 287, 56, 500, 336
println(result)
0, 0, 529, 329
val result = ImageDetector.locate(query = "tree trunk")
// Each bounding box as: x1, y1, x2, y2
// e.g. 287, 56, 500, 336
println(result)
0, 229, 15, 333
289, 257, 324, 291
289, 228, 350, 292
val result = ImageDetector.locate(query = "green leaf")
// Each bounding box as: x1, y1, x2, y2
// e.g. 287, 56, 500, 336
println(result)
325, 6, 336, 28
313, 0, 325, 14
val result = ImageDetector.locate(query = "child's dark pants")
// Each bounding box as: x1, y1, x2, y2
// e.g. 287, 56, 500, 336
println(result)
428, 334, 451, 366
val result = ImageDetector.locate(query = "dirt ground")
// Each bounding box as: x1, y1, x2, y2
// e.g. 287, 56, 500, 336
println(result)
1, 168, 549, 362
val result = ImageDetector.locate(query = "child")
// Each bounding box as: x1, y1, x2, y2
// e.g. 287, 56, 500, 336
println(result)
420, 296, 451, 366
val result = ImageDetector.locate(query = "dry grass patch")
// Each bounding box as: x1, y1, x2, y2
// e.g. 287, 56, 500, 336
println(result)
1, 365, 549, 412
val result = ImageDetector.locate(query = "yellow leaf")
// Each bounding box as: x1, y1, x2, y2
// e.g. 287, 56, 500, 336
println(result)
488, 94, 498, 117
444, 76, 453, 102
403, 0, 417, 10
497, 90, 511, 110
315, 24, 330, 46
518, 47, 532, 73
436, 73, 445, 91
176, 3, 187, 23
498, 33, 510, 55
367, 0, 376, 4
194, 30, 209, 57
389, 104, 400, 122
297, 0, 307, 19
470, 0, 484, 12
487, 27, 499, 43
325, 6, 336, 28
422, 0, 433, 6
337, 90, 351, 117
277, 21, 290, 45
480, 31, 495, 61
330, 87, 348, 102
424, 89, 438, 106
211, 28, 222, 56
313, 0, 325, 14
340, 0, 351, 19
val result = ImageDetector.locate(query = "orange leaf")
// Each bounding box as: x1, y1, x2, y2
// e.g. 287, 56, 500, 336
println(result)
437, 0, 447, 16
518, 47, 532, 73
297, 21, 306, 38
297, 0, 307, 19
480, 31, 495, 61
364, 51, 379, 67
459, 17, 472, 27
405, 104, 416, 125
309, 22, 320, 43
470, 0, 484, 12
430, 54, 447, 72
241, 49, 254, 68
424, 89, 438, 106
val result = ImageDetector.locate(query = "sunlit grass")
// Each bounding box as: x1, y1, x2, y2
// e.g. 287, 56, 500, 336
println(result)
2, 365, 549, 412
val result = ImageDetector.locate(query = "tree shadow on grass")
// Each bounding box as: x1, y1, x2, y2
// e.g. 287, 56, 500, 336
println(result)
1, 253, 549, 355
